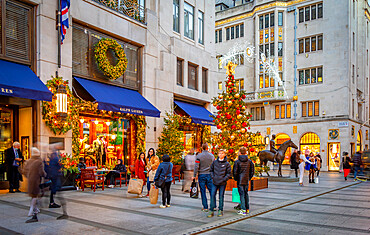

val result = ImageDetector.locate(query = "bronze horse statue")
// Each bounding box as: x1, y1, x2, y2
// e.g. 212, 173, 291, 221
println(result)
258, 139, 298, 177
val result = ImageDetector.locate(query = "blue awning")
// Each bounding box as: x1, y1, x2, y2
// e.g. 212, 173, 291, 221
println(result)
174, 100, 214, 126
74, 77, 160, 118
0, 60, 52, 101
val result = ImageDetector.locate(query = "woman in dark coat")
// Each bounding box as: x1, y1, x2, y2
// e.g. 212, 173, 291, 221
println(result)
106, 159, 126, 187
154, 154, 173, 208
23, 147, 46, 223
342, 152, 351, 181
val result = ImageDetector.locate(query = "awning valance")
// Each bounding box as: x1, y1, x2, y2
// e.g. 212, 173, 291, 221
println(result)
0, 60, 52, 101
74, 77, 160, 118
174, 100, 214, 126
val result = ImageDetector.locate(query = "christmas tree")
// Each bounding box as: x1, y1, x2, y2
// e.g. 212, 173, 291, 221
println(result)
157, 111, 185, 164
212, 61, 262, 162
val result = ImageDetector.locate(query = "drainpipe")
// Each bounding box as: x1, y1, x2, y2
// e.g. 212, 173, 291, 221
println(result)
288, 6, 297, 120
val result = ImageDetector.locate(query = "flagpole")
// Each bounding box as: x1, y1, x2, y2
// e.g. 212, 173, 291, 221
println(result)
57, 0, 61, 77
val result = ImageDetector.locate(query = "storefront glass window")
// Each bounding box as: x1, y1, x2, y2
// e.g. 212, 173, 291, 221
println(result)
0, 107, 12, 181
328, 142, 340, 171
300, 132, 320, 155
275, 133, 291, 164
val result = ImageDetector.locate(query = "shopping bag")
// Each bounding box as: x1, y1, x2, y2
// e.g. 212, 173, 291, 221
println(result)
128, 178, 144, 195
232, 188, 241, 203
149, 185, 159, 204
148, 170, 156, 182
190, 180, 199, 198
314, 177, 319, 184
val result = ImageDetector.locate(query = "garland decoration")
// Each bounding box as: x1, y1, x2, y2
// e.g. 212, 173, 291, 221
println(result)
94, 38, 128, 80
42, 77, 76, 135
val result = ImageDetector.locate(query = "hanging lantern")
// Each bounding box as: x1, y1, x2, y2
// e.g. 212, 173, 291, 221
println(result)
56, 84, 68, 119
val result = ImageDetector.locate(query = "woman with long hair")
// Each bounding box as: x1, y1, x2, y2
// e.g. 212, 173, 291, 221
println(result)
154, 154, 173, 208
145, 148, 159, 196
135, 152, 146, 197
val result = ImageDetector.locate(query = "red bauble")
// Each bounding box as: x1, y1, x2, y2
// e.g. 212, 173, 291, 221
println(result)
236, 110, 241, 115
250, 148, 255, 152
226, 114, 232, 119
217, 106, 221, 110
242, 95, 246, 99
217, 115, 221, 119
248, 127, 251, 130
221, 143, 224, 146
243, 143, 248, 147
242, 122, 247, 127
232, 125, 236, 129
217, 125, 221, 129
228, 149, 234, 154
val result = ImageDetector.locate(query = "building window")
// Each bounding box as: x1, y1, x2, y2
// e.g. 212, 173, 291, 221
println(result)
215, 31, 218, 43
305, 7, 310, 21
318, 3, 323, 18
352, 64, 355, 83
202, 68, 207, 93
173, 0, 179, 33
299, 3, 323, 23
265, 14, 269, 28
302, 101, 319, 117
184, 2, 194, 40
259, 16, 263, 30
311, 5, 316, 20
0, 0, 33, 64
226, 27, 230, 40
278, 42, 283, 56
231, 26, 235, 39
299, 8, 304, 23
299, 34, 323, 54
251, 106, 265, 121
270, 43, 275, 56
240, 23, 244, 37
259, 75, 263, 88
218, 82, 222, 90
198, 11, 204, 44
278, 12, 283, 26
275, 104, 291, 119
270, 13, 275, 27
305, 38, 310, 53
235, 78, 244, 91
215, 29, 222, 43
298, 67, 323, 85
353, 32, 355, 51
188, 63, 198, 90
177, 58, 183, 86
311, 36, 316, 51
236, 25, 240, 38
299, 39, 304, 54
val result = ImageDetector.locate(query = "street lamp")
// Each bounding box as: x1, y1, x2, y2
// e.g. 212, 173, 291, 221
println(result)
56, 84, 68, 119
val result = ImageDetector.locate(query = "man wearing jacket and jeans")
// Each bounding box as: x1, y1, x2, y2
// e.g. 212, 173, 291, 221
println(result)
193, 143, 214, 212
208, 149, 231, 217
233, 147, 255, 215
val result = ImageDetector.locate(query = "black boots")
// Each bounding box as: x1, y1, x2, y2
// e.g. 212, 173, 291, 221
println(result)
26, 214, 38, 223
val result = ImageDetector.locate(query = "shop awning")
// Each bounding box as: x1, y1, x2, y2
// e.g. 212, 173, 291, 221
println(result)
174, 100, 214, 126
0, 60, 53, 101
74, 77, 160, 117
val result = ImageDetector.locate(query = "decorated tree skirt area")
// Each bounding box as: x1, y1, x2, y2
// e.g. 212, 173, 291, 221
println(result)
225, 177, 268, 191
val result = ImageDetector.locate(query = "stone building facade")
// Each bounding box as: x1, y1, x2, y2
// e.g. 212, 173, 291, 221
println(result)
215, 0, 370, 171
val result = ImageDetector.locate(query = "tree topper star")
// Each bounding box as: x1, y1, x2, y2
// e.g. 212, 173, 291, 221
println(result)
224, 61, 237, 75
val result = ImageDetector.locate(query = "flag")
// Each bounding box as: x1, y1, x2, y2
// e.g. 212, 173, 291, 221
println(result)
60, 0, 70, 44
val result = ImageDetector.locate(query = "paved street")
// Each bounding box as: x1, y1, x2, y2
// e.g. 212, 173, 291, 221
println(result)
0, 171, 368, 235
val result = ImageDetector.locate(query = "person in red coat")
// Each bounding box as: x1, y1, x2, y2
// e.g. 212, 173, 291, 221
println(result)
135, 152, 146, 197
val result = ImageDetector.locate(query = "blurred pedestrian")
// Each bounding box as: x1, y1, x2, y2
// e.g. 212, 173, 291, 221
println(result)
47, 142, 68, 219
182, 148, 196, 192
135, 152, 146, 197
352, 151, 364, 181
342, 152, 351, 181
4, 141, 23, 193
208, 149, 231, 217
192, 143, 214, 212
233, 147, 254, 216
315, 153, 322, 177
290, 149, 299, 178
146, 148, 159, 196
298, 150, 314, 186
306, 153, 316, 183
154, 154, 173, 208
23, 147, 46, 223
105, 159, 126, 188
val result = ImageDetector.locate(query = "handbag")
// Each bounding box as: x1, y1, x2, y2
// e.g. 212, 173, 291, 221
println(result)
128, 178, 144, 195
149, 184, 159, 204
190, 179, 199, 198
155, 165, 171, 188
232, 188, 241, 203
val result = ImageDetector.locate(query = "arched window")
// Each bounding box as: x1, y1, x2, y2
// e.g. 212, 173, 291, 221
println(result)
275, 133, 292, 164
300, 132, 320, 154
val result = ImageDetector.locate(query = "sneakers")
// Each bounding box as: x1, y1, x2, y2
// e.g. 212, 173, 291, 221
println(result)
217, 210, 223, 217
108, 185, 114, 188
159, 205, 166, 208
57, 214, 69, 220
26, 215, 38, 223
207, 211, 214, 218
166, 204, 171, 208
49, 203, 61, 208
201, 208, 209, 212
234, 204, 241, 210
145, 193, 150, 197
246, 209, 250, 214
237, 210, 247, 215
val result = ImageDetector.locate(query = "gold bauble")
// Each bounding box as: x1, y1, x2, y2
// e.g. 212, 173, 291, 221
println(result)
235, 94, 240, 98
228, 82, 232, 86
237, 114, 242, 119
240, 128, 246, 133
227, 101, 233, 106
241, 106, 246, 110
219, 95, 223, 99
230, 135, 235, 140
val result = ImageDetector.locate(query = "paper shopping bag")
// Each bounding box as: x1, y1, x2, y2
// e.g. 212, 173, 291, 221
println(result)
128, 178, 144, 195
149, 185, 159, 204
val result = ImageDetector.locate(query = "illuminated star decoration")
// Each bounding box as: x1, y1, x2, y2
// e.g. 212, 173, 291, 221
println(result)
224, 61, 237, 75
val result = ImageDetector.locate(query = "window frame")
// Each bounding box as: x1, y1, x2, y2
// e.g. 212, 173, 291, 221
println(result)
240, 23, 244, 37
188, 62, 198, 90
201, 67, 208, 93
198, 10, 204, 44
231, 26, 235, 40
226, 27, 230, 40
176, 58, 184, 86
184, 2, 194, 40
278, 42, 283, 57
302, 101, 319, 117
173, 0, 180, 33
278, 12, 283, 26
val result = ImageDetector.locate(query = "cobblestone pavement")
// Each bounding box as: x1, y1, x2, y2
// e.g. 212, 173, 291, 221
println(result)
0, 170, 368, 235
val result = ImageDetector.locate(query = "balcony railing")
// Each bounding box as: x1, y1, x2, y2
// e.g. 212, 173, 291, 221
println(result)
92, 0, 146, 24
245, 88, 287, 103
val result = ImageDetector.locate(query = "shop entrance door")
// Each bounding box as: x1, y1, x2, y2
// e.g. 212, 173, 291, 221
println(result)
0, 106, 12, 181
328, 142, 340, 171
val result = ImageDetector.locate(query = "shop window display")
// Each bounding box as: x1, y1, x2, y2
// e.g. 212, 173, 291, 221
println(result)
0, 107, 12, 181
275, 133, 291, 164
300, 132, 320, 155
328, 142, 340, 171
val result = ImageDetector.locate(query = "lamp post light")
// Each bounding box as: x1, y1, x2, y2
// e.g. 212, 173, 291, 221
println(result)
56, 84, 68, 119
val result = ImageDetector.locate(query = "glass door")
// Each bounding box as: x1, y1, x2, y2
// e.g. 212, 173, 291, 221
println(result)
328, 142, 340, 171
0, 107, 12, 181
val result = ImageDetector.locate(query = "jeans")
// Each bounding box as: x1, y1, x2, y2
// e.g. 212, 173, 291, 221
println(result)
198, 174, 213, 210
210, 184, 226, 211
160, 181, 171, 206
147, 177, 153, 193
354, 166, 363, 178
238, 184, 249, 210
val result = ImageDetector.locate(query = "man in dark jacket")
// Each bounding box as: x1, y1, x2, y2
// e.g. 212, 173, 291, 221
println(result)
4, 142, 23, 193
352, 151, 363, 180
233, 147, 255, 216
208, 149, 231, 217
193, 143, 214, 212
290, 149, 299, 177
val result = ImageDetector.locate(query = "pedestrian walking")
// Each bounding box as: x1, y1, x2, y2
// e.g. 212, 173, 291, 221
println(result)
105, 159, 126, 188
306, 152, 316, 183
182, 148, 196, 192
315, 153, 322, 177
154, 154, 173, 208
4, 141, 23, 193
192, 143, 214, 212
298, 150, 314, 186
135, 152, 147, 197
47, 142, 68, 220
342, 152, 351, 181
352, 151, 364, 181
233, 147, 255, 216
23, 147, 46, 223
145, 148, 159, 196
290, 149, 299, 178
208, 149, 231, 217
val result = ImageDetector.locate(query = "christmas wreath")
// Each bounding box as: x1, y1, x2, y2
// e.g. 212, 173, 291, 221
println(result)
94, 38, 128, 80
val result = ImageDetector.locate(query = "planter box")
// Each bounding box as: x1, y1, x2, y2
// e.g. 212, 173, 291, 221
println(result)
226, 177, 268, 191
